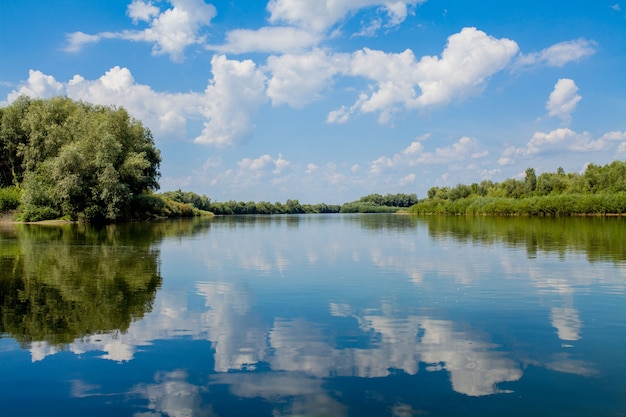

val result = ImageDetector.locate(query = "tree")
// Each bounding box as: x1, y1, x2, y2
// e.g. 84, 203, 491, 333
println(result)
0, 95, 32, 186
161, 189, 211, 211
525, 167, 537, 194
0, 96, 161, 222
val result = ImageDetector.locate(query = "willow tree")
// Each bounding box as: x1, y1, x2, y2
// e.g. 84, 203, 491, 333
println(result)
0, 96, 161, 222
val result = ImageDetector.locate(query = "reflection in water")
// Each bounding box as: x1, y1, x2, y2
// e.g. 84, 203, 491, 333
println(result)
551, 307, 581, 341
421, 215, 626, 264
0, 219, 215, 358
1, 215, 624, 416
197, 282, 269, 372
0, 223, 163, 347
132, 370, 215, 417
197, 283, 522, 396
212, 373, 347, 417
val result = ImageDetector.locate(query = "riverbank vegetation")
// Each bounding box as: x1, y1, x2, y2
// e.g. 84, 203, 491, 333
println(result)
408, 162, 626, 216
339, 193, 418, 213
0, 96, 211, 223
3, 97, 626, 222
203, 193, 417, 215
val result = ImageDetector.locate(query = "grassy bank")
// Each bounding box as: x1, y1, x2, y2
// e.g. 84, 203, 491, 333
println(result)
408, 193, 626, 216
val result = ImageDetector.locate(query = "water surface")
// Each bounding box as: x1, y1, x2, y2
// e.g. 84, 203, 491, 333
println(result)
0, 215, 624, 416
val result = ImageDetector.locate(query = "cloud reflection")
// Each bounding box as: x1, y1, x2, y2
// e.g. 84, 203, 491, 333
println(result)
131, 370, 215, 417
20, 215, 618, 412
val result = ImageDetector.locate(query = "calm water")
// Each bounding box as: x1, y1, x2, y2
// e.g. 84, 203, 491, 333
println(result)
0, 214, 625, 416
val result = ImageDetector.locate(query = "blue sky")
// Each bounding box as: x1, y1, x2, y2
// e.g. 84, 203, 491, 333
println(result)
1, 0, 625, 204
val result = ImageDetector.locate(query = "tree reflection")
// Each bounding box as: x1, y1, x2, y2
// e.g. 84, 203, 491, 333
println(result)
420, 215, 626, 263
0, 218, 213, 347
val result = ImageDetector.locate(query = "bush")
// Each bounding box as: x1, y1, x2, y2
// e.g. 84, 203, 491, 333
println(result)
340, 202, 399, 213
18, 205, 60, 222
0, 186, 21, 212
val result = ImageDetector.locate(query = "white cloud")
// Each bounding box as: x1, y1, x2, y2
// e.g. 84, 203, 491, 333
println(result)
195, 55, 267, 146
598, 130, 626, 142
209, 27, 322, 54
65, 66, 192, 136
306, 163, 319, 174
370, 136, 487, 174
266, 0, 424, 33
515, 38, 596, 69
413, 28, 518, 107
64, 32, 102, 53
266, 49, 350, 107
7, 70, 64, 101
526, 129, 590, 154
211, 1, 423, 54
8, 58, 266, 147
127, 0, 160, 23
499, 128, 626, 165
331, 27, 519, 123
398, 173, 416, 186
238, 154, 291, 175
64, 0, 217, 62
546, 78, 581, 123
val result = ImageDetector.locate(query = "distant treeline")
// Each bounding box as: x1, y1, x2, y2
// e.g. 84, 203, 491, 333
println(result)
160, 192, 418, 215
408, 161, 626, 216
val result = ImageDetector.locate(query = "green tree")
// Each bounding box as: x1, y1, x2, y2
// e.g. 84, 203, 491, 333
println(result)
0, 97, 161, 222
525, 167, 537, 195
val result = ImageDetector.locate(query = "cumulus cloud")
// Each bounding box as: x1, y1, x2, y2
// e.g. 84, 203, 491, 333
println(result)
238, 154, 290, 175
514, 38, 596, 69
210, 1, 424, 54
266, 0, 424, 33
64, 0, 217, 62
7, 70, 64, 101
199, 153, 296, 198
398, 173, 416, 186
195, 55, 267, 146
498, 128, 626, 165
127, 0, 160, 23
370, 135, 487, 174
546, 78, 581, 123
330, 27, 519, 123
8, 57, 266, 147
266, 49, 350, 107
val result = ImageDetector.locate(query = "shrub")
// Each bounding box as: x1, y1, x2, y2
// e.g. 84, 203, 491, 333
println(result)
0, 186, 21, 212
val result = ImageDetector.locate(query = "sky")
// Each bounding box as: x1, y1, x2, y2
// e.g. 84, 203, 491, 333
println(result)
1, 0, 625, 204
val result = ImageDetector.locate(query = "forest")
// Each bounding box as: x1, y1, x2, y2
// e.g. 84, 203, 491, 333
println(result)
408, 163, 626, 215
2, 97, 626, 222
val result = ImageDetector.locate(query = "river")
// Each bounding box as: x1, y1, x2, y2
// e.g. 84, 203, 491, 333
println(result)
0, 214, 624, 416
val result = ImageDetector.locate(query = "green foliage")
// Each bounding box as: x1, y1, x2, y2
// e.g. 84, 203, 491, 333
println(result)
0, 186, 21, 212
410, 161, 626, 216
525, 167, 537, 194
0, 96, 162, 223
0, 223, 162, 346
161, 189, 211, 211
207, 199, 340, 215
340, 202, 400, 213
339, 193, 417, 213
409, 193, 626, 216
358, 193, 418, 207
